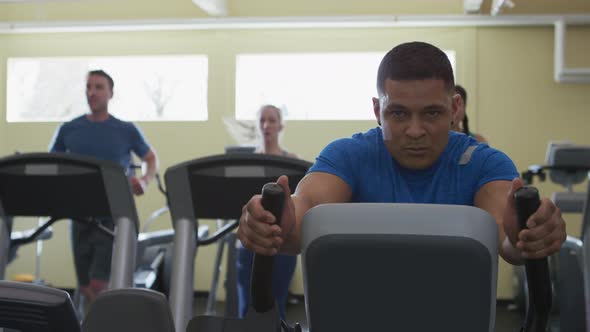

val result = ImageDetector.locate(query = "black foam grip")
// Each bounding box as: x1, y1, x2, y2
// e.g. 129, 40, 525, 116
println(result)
260, 183, 285, 227
515, 186, 541, 230
514, 186, 552, 332
251, 183, 285, 313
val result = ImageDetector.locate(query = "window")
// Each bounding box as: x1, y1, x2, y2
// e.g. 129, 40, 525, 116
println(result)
235, 51, 456, 120
6, 55, 208, 122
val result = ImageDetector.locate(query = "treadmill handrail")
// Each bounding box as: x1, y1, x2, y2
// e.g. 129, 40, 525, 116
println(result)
0, 152, 124, 171
10, 217, 61, 246
130, 164, 166, 195
197, 220, 239, 246
10, 217, 114, 246
165, 153, 312, 175
0, 152, 139, 231
165, 153, 312, 221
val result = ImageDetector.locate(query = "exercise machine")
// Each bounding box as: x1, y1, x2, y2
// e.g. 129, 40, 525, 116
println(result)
164, 153, 312, 332
184, 184, 550, 332
515, 142, 590, 331
0, 153, 173, 332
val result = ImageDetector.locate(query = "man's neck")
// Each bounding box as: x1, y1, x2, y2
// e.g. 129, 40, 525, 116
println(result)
86, 109, 110, 122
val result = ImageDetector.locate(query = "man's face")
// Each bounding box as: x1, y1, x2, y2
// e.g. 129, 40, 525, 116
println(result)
86, 74, 113, 113
373, 79, 459, 170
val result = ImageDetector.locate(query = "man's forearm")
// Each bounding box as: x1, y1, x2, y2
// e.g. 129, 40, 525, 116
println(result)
279, 228, 302, 255
141, 150, 159, 184
278, 194, 308, 256
500, 236, 524, 265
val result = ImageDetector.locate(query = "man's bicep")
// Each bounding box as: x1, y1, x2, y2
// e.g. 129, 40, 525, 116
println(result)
129, 124, 151, 157
474, 180, 512, 238
277, 171, 351, 254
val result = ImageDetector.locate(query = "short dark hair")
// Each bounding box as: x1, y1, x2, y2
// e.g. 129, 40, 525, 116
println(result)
377, 41, 454, 96
88, 70, 114, 91
454, 84, 467, 106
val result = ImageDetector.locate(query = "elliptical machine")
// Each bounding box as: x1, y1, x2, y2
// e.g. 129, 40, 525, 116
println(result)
185, 184, 552, 332
513, 142, 590, 331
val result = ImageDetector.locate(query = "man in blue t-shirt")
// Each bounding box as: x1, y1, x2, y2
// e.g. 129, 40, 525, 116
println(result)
49, 70, 159, 303
238, 42, 566, 268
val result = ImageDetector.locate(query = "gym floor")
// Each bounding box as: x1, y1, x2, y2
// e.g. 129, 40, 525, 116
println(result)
193, 296, 524, 331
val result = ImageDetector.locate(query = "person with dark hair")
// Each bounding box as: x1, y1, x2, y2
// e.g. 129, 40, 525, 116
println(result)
49, 69, 159, 303
238, 42, 566, 269
236, 104, 298, 320
453, 84, 487, 143
88, 69, 114, 91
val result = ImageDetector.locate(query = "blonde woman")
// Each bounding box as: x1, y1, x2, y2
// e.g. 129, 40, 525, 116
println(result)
236, 105, 297, 320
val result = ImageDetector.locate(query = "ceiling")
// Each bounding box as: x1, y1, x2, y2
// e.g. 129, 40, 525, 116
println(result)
0, 0, 589, 22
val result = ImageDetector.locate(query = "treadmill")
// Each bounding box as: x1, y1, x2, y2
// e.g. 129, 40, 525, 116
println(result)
164, 153, 312, 332
0, 152, 140, 332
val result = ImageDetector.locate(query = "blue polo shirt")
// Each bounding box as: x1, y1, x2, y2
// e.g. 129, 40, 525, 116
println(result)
309, 127, 518, 205
49, 115, 150, 173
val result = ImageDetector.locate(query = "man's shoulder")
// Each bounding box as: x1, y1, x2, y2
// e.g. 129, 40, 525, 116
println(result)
107, 114, 128, 125
443, 133, 517, 199
448, 133, 515, 173
469, 142, 511, 164
323, 127, 380, 155
67, 114, 87, 124
105, 115, 138, 131
342, 127, 381, 147
59, 115, 87, 130
447, 132, 491, 160
351, 126, 381, 140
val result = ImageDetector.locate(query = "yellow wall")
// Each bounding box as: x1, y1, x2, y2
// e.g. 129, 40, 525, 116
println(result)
475, 25, 590, 297
2, 24, 590, 299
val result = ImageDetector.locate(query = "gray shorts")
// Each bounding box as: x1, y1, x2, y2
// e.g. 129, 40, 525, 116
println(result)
71, 218, 114, 286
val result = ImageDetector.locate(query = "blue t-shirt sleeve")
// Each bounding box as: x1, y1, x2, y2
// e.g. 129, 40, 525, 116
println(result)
128, 123, 151, 158
308, 138, 359, 193
474, 146, 519, 191
48, 124, 66, 152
